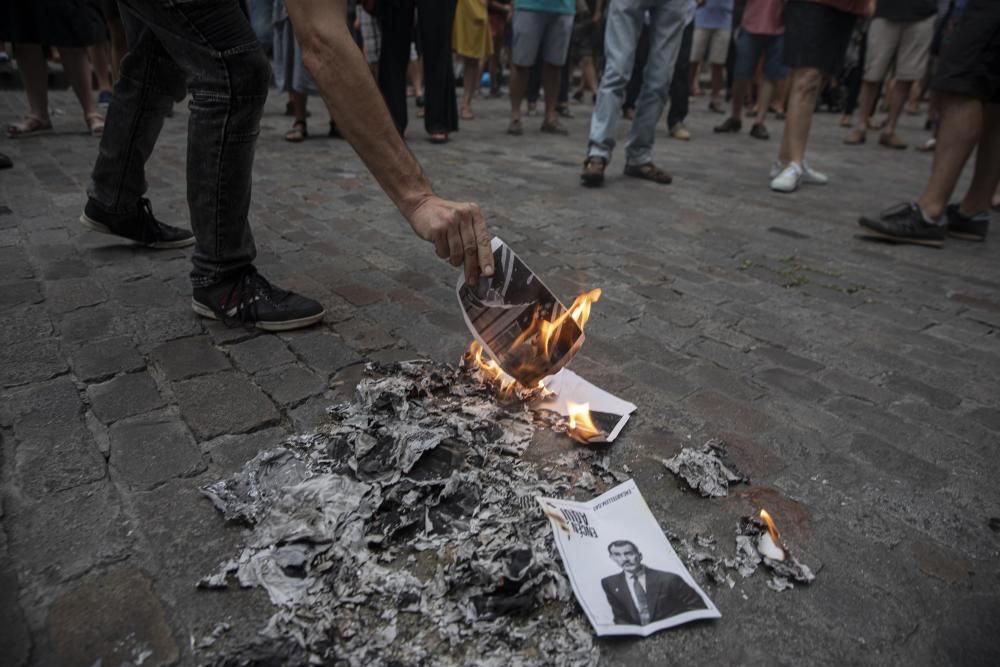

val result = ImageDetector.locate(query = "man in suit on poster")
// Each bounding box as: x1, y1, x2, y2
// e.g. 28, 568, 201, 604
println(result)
601, 540, 706, 625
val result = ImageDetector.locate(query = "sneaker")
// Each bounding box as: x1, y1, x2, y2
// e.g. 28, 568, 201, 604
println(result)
945, 203, 989, 241
97, 90, 113, 105
81, 197, 195, 249
540, 119, 569, 135
580, 156, 607, 188
801, 161, 828, 185
526, 102, 538, 117
556, 105, 574, 119
669, 124, 691, 141
858, 203, 945, 247
507, 118, 523, 136
714, 117, 741, 133
749, 123, 769, 140
769, 162, 802, 193
192, 267, 325, 331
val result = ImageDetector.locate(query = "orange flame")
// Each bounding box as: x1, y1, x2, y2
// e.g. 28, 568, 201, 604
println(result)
759, 509, 782, 544
566, 401, 602, 442
468, 340, 518, 396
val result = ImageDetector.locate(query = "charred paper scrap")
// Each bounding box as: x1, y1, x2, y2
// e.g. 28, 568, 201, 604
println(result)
456, 237, 590, 387
197, 360, 635, 666
661, 439, 749, 498
536, 369, 636, 444
539, 479, 720, 637
737, 514, 816, 589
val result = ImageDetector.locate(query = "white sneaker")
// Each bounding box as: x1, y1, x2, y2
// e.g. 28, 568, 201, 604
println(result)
769, 160, 828, 185
801, 161, 828, 185
770, 162, 802, 193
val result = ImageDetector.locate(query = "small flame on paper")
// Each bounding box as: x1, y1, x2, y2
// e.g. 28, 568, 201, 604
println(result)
757, 509, 786, 561
566, 402, 602, 443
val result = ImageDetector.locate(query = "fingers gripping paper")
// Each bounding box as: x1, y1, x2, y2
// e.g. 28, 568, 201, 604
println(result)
538, 480, 720, 636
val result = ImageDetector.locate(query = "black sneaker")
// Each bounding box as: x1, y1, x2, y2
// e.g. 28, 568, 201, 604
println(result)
714, 117, 741, 133
81, 197, 195, 249
192, 267, 325, 331
858, 203, 945, 248
749, 123, 769, 140
945, 203, 989, 241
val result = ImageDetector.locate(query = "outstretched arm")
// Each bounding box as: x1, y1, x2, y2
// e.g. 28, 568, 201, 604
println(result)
284, 0, 494, 283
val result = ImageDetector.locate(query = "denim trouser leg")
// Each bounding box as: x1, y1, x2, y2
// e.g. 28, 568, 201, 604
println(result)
587, 0, 646, 162
624, 0, 687, 166
88, 0, 270, 288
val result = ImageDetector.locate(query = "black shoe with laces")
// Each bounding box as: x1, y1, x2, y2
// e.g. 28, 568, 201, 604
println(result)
749, 122, 769, 140
858, 202, 945, 247
81, 197, 195, 249
945, 203, 989, 241
714, 117, 741, 133
191, 267, 325, 331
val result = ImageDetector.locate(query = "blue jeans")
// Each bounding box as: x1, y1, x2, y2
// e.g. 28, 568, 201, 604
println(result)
587, 0, 689, 166
88, 0, 270, 287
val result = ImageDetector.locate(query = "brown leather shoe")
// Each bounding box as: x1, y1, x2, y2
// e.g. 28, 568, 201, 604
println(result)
623, 162, 673, 184
879, 132, 908, 149
581, 156, 607, 187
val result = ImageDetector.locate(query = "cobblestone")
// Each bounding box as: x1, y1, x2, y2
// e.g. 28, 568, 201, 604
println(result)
1, 89, 998, 666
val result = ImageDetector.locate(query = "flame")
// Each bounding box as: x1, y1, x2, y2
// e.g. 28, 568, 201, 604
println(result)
566, 401, 602, 442
759, 509, 782, 544
538, 288, 602, 358
468, 340, 518, 396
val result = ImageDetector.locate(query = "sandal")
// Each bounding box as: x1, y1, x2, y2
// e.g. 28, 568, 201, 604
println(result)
428, 131, 448, 144
460, 106, 475, 121
285, 119, 307, 142
7, 113, 53, 138
86, 112, 105, 137
623, 162, 672, 184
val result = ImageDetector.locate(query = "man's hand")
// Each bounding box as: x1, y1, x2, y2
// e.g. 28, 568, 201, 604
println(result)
406, 196, 494, 284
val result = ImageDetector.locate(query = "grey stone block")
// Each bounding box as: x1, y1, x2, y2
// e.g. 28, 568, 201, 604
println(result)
43, 278, 107, 313
754, 367, 832, 401
226, 335, 296, 373
204, 426, 290, 474
849, 433, 948, 488
151, 335, 230, 380
69, 335, 145, 382
46, 567, 178, 667
0, 569, 30, 667
752, 346, 826, 374
281, 330, 362, 377
109, 419, 205, 486
0, 338, 67, 388
87, 372, 165, 424
174, 372, 278, 439
255, 364, 326, 406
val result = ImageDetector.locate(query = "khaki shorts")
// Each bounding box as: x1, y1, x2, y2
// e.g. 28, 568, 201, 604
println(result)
864, 15, 935, 82
691, 27, 731, 66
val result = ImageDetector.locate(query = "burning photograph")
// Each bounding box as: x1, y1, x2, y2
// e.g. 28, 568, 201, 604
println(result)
457, 238, 597, 386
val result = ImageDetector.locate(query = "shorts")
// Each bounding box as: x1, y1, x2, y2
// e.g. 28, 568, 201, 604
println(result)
733, 30, 788, 81
783, 1, 857, 74
691, 27, 731, 65
932, 0, 1000, 103
359, 8, 381, 65
571, 16, 600, 57
511, 9, 574, 67
864, 15, 935, 82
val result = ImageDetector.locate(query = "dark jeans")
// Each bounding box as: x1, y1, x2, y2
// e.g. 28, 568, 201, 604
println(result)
379, 0, 458, 135
623, 22, 650, 111
88, 0, 269, 288
667, 21, 693, 128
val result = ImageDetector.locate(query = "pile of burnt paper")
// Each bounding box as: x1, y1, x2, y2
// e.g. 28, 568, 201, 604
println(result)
198, 360, 630, 666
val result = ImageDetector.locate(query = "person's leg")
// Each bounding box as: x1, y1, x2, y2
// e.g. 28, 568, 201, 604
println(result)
778, 67, 823, 166
542, 63, 561, 122
378, 1, 415, 134
90, 42, 114, 94
666, 20, 693, 130
510, 8, 545, 124
881, 79, 912, 141
722, 30, 760, 126
461, 56, 479, 116
541, 12, 573, 125
754, 78, 775, 126
285, 90, 308, 140
624, 0, 686, 168
417, 0, 457, 135
851, 81, 878, 131
587, 0, 644, 161
710, 63, 724, 107
11, 44, 50, 124
580, 54, 598, 97
915, 94, 983, 219
109, 16, 128, 80
623, 22, 650, 114
527, 49, 544, 106
59, 47, 103, 132
958, 103, 1000, 214
96, 0, 269, 285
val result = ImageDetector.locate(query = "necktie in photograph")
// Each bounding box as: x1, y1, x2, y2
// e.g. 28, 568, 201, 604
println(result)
632, 574, 650, 625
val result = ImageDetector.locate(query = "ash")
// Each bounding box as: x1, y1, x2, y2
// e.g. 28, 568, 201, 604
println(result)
661, 440, 749, 498
668, 518, 816, 592
197, 360, 616, 666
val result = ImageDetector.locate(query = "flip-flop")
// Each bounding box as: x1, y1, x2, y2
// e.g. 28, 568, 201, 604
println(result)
285, 119, 307, 142
7, 114, 53, 138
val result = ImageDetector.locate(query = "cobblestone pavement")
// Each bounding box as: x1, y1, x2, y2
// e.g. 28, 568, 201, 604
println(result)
1, 88, 999, 667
